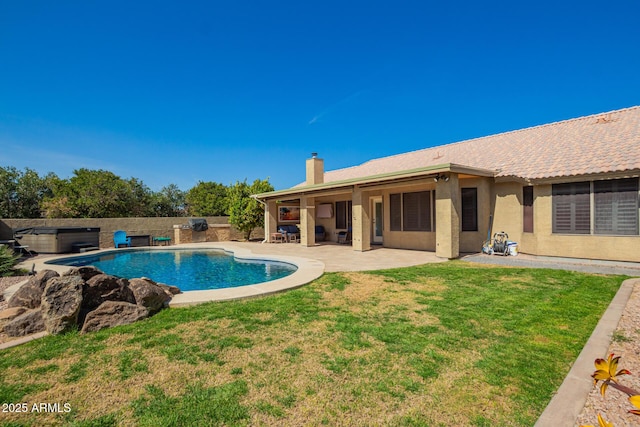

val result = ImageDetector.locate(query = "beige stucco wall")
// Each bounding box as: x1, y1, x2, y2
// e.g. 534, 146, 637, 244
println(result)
382, 182, 436, 251
312, 194, 351, 243
306, 157, 324, 185
280, 177, 486, 255
352, 188, 371, 251
265, 200, 279, 240
490, 182, 640, 262
490, 181, 524, 247
458, 177, 493, 254
300, 196, 316, 246
435, 174, 460, 258
527, 184, 639, 262
263, 174, 639, 262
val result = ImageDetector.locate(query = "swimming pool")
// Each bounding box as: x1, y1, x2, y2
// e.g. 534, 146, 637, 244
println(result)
45, 249, 298, 292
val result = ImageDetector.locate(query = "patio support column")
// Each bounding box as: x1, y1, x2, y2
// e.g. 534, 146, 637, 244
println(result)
300, 195, 316, 247
435, 173, 460, 259
265, 200, 278, 242
352, 187, 371, 251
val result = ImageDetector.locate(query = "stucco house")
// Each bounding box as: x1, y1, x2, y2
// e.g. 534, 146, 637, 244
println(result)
254, 106, 640, 262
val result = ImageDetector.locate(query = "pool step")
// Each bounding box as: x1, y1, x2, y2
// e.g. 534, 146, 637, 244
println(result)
72, 243, 100, 253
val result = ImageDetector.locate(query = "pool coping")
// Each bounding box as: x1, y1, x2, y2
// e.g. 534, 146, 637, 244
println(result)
25, 243, 326, 307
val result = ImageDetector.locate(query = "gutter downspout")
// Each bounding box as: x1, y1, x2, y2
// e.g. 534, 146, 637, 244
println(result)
251, 195, 269, 244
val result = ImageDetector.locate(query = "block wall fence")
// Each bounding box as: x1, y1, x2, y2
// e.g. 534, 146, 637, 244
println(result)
0, 217, 264, 248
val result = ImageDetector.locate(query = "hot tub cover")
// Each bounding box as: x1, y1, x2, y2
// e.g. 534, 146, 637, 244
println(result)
14, 227, 101, 235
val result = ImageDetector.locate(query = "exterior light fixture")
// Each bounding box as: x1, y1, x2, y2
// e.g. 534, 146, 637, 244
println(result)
434, 174, 449, 182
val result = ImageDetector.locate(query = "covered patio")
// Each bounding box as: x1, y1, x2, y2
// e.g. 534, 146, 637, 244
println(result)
254, 154, 496, 259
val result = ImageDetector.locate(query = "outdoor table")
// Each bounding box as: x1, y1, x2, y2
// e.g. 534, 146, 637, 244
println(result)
270, 232, 285, 243
153, 236, 171, 246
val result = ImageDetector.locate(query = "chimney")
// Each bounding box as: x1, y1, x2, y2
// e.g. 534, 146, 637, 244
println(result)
306, 152, 324, 185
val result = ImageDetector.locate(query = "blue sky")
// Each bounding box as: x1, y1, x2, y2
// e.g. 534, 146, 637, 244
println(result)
1, 1, 639, 191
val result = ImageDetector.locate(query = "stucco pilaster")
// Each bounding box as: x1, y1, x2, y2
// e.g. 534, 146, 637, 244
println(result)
352, 187, 371, 251
300, 196, 316, 247
435, 174, 460, 258
265, 200, 278, 241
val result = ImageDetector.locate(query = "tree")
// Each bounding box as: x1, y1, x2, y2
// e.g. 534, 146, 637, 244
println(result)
126, 177, 154, 217
42, 169, 153, 218
185, 181, 229, 216
227, 178, 273, 240
0, 166, 19, 218
0, 166, 52, 218
16, 168, 53, 218
41, 174, 76, 218
151, 184, 186, 217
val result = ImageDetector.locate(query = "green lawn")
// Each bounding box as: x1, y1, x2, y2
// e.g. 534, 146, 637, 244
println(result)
0, 261, 625, 426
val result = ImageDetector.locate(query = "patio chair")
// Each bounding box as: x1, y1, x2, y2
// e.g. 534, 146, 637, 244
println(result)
277, 225, 300, 242
337, 227, 352, 244
113, 230, 131, 248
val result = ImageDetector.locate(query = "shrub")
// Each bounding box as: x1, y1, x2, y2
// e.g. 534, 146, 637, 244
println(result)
0, 245, 21, 277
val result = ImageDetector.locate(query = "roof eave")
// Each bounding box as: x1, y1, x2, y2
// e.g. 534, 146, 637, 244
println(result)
253, 163, 497, 200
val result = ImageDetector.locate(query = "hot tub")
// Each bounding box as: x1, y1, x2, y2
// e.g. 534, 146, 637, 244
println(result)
13, 227, 100, 254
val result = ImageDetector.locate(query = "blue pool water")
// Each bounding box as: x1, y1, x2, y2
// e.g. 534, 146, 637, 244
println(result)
46, 249, 297, 291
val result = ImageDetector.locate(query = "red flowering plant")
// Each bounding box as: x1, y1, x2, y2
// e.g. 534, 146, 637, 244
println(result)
581, 353, 640, 427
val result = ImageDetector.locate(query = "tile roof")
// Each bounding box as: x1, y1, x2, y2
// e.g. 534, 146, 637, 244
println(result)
318, 106, 640, 184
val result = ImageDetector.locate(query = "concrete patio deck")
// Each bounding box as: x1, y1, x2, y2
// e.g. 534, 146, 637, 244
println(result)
211, 241, 448, 272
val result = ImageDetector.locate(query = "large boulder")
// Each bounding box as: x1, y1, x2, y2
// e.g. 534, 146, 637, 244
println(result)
2, 268, 173, 338
157, 282, 181, 296
79, 274, 135, 325
128, 278, 172, 315
7, 270, 59, 309
62, 266, 103, 281
82, 274, 135, 312
41, 275, 84, 334
4, 308, 45, 337
0, 307, 27, 332
81, 301, 149, 333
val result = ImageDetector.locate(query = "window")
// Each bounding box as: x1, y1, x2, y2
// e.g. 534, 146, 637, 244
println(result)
523, 186, 534, 233
432, 190, 436, 230
594, 178, 638, 235
552, 179, 640, 235
335, 200, 352, 229
403, 191, 431, 231
389, 191, 433, 232
461, 188, 478, 231
552, 182, 591, 234
390, 193, 402, 231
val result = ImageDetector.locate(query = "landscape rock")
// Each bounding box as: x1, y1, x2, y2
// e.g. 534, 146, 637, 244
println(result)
82, 274, 135, 312
63, 266, 103, 281
0, 307, 27, 332
4, 308, 45, 337
157, 282, 182, 296
41, 275, 84, 334
81, 301, 149, 333
2, 267, 173, 338
7, 270, 59, 309
129, 278, 172, 314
